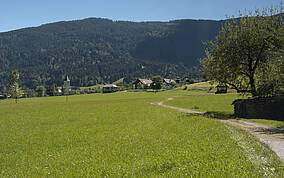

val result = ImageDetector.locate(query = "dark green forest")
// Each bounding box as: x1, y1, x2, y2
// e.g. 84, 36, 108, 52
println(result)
0, 18, 224, 90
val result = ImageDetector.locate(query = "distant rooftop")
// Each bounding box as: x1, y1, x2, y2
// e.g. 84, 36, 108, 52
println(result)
137, 79, 152, 85
103, 84, 118, 88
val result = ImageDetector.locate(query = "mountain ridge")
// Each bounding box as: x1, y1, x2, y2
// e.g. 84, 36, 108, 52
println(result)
0, 17, 224, 90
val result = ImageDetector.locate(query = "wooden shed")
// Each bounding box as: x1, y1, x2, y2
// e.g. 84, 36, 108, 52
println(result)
103, 84, 118, 93
215, 83, 228, 94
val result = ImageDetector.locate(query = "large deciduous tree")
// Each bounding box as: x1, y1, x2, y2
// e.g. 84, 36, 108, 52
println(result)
46, 84, 57, 96
151, 75, 163, 91
201, 6, 283, 96
9, 70, 22, 103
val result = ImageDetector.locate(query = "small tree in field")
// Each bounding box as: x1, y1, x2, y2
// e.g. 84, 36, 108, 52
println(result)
9, 70, 22, 103
46, 84, 57, 96
151, 75, 163, 91
201, 5, 283, 96
36, 86, 46, 97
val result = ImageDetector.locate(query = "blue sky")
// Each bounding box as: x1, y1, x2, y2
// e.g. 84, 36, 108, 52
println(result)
0, 0, 282, 32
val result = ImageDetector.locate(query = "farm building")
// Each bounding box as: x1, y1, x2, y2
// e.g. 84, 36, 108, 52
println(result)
103, 84, 118, 93
163, 79, 176, 88
233, 96, 284, 120
174, 77, 190, 85
174, 78, 181, 84
215, 83, 228, 94
0, 95, 5, 99
133, 79, 152, 89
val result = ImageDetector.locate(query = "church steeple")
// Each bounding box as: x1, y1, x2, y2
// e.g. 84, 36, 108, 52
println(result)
63, 75, 71, 93
65, 75, 70, 82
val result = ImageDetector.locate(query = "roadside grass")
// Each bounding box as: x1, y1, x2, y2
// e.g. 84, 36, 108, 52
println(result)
0, 91, 283, 176
241, 119, 284, 129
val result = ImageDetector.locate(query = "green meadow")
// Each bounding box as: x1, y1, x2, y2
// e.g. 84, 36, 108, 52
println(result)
166, 87, 284, 129
165, 94, 247, 116
0, 90, 283, 176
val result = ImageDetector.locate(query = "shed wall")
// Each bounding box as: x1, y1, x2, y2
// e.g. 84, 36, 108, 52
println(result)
234, 96, 284, 120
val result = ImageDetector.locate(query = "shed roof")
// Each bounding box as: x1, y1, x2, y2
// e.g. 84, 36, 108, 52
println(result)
164, 79, 175, 84
137, 79, 152, 85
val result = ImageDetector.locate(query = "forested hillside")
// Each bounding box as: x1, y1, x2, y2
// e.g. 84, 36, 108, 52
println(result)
0, 18, 223, 89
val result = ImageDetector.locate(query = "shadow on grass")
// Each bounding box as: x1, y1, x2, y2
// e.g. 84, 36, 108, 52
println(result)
203, 111, 235, 120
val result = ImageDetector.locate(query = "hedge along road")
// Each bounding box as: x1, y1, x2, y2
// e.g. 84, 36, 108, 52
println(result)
150, 97, 284, 162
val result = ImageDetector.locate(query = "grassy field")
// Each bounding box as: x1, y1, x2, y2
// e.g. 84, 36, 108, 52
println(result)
165, 91, 284, 129
79, 84, 104, 90
0, 90, 283, 176
185, 81, 237, 94
165, 93, 247, 116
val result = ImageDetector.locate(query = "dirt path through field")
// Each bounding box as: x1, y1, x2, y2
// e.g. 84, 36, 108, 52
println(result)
150, 97, 204, 115
150, 97, 284, 162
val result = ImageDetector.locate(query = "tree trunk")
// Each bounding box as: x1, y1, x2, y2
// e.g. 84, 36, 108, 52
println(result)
249, 75, 257, 96
248, 57, 257, 96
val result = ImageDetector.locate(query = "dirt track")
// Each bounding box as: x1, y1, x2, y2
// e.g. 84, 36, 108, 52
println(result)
151, 97, 284, 162
150, 98, 204, 115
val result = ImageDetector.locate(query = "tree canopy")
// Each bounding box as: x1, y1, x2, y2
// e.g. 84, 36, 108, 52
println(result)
151, 75, 163, 91
201, 6, 283, 96
9, 70, 22, 102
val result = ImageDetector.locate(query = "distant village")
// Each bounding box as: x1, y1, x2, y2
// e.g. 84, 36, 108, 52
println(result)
0, 76, 203, 99
55, 76, 202, 94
